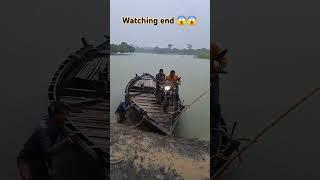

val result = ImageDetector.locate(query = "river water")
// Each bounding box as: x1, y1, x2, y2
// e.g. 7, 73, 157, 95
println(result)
215, 0, 320, 179
110, 53, 210, 141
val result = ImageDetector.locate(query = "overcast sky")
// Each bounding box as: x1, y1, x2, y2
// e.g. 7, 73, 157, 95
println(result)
111, 0, 210, 49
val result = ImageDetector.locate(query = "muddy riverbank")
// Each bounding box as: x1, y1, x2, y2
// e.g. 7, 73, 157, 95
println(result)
110, 123, 210, 180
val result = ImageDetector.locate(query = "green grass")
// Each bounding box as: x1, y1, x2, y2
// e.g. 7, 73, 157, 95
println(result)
194, 52, 210, 59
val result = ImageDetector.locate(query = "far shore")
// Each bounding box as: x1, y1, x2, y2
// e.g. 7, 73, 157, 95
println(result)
111, 52, 210, 59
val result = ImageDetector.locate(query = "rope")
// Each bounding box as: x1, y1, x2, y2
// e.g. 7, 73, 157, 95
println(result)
173, 87, 210, 121
212, 87, 320, 179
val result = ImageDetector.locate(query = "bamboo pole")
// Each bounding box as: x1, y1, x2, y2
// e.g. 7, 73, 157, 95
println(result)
212, 87, 320, 179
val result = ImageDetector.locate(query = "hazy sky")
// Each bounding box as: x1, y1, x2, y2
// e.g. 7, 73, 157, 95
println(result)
111, 0, 210, 49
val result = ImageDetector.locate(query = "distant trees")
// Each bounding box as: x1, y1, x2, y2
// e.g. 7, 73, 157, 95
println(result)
135, 43, 209, 58
187, 44, 192, 50
110, 44, 119, 53
128, 46, 135, 53
153, 46, 160, 53
111, 43, 209, 59
110, 42, 135, 54
119, 42, 129, 53
193, 48, 210, 59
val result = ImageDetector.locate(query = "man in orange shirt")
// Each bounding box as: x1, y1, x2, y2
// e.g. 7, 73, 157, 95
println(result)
165, 70, 181, 100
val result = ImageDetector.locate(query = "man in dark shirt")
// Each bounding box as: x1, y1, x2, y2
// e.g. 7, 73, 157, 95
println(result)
155, 69, 166, 101
155, 69, 166, 83
17, 102, 72, 180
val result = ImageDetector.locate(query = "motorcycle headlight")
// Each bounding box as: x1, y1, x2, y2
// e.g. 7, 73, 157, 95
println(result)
164, 86, 171, 91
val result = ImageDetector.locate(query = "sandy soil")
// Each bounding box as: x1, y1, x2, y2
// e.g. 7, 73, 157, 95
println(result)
110, 123, 210, 180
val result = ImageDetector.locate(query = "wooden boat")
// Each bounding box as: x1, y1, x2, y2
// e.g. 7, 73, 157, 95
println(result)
48, 37, 109, 167
124, 73, 185, 135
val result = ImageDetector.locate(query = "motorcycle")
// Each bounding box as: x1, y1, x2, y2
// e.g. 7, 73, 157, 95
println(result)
159, 80, 178, 113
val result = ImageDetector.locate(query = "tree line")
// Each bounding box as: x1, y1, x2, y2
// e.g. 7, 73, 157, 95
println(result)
135, 44, 210, 59
110, 42, 135, 54
111, 42, 210, 59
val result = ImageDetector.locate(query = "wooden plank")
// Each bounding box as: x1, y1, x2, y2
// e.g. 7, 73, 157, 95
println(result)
96, 57, 108, 79
81, 61, 94, 79
148, 112, 173, 117
147, 117, 171, 123
69, 116, 106, 122
70, 112, 106, 116
133, 97, 156, 101
132, 93, 155, 97
147, 114, 173, 119
75, 61, 89, 78
80, 61, 93, 79
88, 59, 100, 80
131, 98, 157, 103
90, 57, 105, 80
65, 88, 97, 93
72, 109, 107, 113
68, 115, 106, 120
71, 121, 107, 128
78, 128, 107, 138
71, 121, 107, 129
90, 56, 105, 80
60, 96, 93, 100
140, 109, 173, 113
133, 104, 175, 112
70, 118, 107, 125
92, 58, 105, 80
87, 57, 103, 80
88, 137, 107, 146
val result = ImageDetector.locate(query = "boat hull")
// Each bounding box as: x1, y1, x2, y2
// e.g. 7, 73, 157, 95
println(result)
124, 73, 185, 135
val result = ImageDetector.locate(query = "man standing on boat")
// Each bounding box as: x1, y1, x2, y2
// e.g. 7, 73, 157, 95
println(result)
155, 69, 166, 99
17, 102, 73, 180
156, 69, 166, 82
165, 70, 182, 101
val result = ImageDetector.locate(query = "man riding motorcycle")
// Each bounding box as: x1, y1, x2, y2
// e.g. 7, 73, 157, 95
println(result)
165, 70, 181, 101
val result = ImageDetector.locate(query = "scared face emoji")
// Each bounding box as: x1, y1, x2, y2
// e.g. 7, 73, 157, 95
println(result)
176, 16, 187, 26
187, 16, 197, 25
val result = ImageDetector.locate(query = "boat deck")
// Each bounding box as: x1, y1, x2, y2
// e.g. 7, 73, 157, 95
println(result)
131, 93, 175, 129
67, 100, 108, 153
48, 38, 109, 165
75, 56, 109, 81
125, 73, 184, 135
